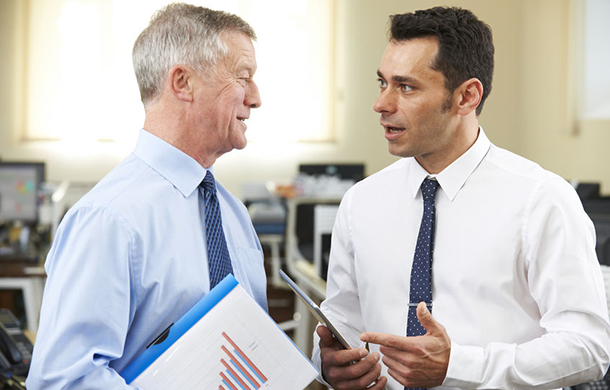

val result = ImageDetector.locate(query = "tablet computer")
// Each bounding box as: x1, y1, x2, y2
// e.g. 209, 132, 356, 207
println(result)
279, 269, 351, 350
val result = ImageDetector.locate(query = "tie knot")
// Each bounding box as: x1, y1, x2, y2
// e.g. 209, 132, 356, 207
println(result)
421, 178, 439, 203
202, 171, 216, 194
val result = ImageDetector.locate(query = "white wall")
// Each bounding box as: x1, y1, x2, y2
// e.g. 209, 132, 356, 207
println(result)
1, 0, 608, 196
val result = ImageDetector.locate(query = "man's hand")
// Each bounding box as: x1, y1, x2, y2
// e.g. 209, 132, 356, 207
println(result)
317, 325, 388, 390
361, 302, 451, 388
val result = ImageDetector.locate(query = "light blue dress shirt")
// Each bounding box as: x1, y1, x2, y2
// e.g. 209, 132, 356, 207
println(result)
26, 129, 268, 389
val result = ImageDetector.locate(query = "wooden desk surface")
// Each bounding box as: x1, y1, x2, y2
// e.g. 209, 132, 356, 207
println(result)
0, 259, 45, 278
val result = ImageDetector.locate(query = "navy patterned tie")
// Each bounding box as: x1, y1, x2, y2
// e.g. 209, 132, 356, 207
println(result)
202, 171, 233, 289
406, 178, 439, 390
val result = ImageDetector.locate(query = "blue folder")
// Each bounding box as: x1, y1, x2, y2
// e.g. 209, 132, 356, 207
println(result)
119, 275, 239, 384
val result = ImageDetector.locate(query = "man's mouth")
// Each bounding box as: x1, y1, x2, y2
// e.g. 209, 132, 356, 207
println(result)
382, 123, 405, 134
385, 126, 404, 133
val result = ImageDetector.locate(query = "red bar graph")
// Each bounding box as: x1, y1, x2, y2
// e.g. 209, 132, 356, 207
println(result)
218, 332, 268, 390
222, 359, 252, 389
222, 345, 260, 389
220, 372, 238, 390
222, 332, 268, 382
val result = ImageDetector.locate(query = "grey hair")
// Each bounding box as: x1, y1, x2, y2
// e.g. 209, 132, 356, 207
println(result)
132, 3, 256, 106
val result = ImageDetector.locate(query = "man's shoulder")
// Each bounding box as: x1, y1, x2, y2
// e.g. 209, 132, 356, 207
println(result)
69, 154, 152, 214
484, 144, 575, 198
486, 145, 560, 182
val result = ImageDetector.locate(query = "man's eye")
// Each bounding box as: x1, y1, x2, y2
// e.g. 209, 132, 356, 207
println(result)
401, 84, 413, 92
378, 79, 387, 88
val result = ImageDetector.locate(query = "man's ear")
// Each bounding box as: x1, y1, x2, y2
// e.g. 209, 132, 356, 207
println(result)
455, 78, 483, 116
168, 65, 194, 102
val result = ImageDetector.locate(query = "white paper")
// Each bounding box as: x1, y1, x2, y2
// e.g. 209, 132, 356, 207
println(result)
130, 285, 318, 390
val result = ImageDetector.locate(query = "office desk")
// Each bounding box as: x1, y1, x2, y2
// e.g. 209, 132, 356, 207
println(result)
0, 260, 45, 333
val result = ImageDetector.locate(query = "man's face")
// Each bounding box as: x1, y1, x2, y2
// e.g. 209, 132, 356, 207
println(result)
192, 32, 261, 165
374, 37, 459, 171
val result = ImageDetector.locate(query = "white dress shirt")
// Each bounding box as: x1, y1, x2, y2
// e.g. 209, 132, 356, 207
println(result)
312, 129, 610, 389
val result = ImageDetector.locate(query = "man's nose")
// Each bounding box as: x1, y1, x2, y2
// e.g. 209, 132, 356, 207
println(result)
246, 80, 261, 109
373, 88, 395, 113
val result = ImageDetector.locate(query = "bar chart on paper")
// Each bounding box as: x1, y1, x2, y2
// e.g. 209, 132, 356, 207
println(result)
191, 321, 286, 390
128, 281, 318, 390
218, 332, 269, 390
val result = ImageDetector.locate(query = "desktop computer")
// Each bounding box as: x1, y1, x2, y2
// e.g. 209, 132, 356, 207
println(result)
0, 162, 46, 262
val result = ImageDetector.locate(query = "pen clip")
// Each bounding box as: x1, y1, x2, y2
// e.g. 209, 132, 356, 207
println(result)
146, 323, 174, 348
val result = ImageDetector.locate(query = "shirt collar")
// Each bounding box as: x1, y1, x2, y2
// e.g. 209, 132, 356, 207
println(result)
408, 127, 491, 201
133, 128, 207, 198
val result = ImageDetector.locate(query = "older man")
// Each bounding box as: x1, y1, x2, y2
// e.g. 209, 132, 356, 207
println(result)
27, 4, 264, 389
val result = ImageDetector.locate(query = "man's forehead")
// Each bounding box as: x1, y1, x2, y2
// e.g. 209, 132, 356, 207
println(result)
233, 54, 257, 74
222, 33, 257, 73
378, 37, 441, 79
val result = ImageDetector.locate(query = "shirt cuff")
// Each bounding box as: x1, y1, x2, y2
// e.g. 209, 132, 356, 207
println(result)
442, 340, 485, 388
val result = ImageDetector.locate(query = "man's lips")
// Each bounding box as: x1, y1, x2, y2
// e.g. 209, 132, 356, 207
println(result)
381, 122, 405, 134
385, 126, 405, 134
237, 117, 249, 130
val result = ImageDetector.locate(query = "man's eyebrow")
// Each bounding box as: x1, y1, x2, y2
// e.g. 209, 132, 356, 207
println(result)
376, 70, 416, 84
392, 75, 416, 83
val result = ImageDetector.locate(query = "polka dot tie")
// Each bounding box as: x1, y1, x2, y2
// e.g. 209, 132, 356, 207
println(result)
202, 171, 233, 289
406, 178, 438, 390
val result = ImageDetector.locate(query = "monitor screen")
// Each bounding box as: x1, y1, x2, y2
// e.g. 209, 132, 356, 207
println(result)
590, 213, 610, 267
298, 163, 365, 182
0, 162, 45, 224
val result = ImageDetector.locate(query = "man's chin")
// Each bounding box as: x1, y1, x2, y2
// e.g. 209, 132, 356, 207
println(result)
233, 139, 248, 150
227, 132, 248, 151
388, 144, 412, 158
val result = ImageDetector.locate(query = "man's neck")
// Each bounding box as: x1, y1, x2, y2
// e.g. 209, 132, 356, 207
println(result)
416, 120, 480, 174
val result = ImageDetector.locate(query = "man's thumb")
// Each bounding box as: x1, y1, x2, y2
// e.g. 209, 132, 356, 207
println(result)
417, 301, 437, 333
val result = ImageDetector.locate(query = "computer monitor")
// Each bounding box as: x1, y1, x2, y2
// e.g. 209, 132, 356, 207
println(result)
575, 182, 601, 200
582, 198, 610, 266
591, 214, 610, 267
0, 162, 46, 224
298, 163, 365, 182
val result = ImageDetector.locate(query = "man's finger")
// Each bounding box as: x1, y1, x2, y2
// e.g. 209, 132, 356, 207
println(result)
416, 301, 446, 335
317, 325, 355, 350
319, 326, 368, 366
325, 348, 369, 367
317, 325, 337, 347
361, 332, 413, 350
325, 354, 388, 390
331, 364, 387, 390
